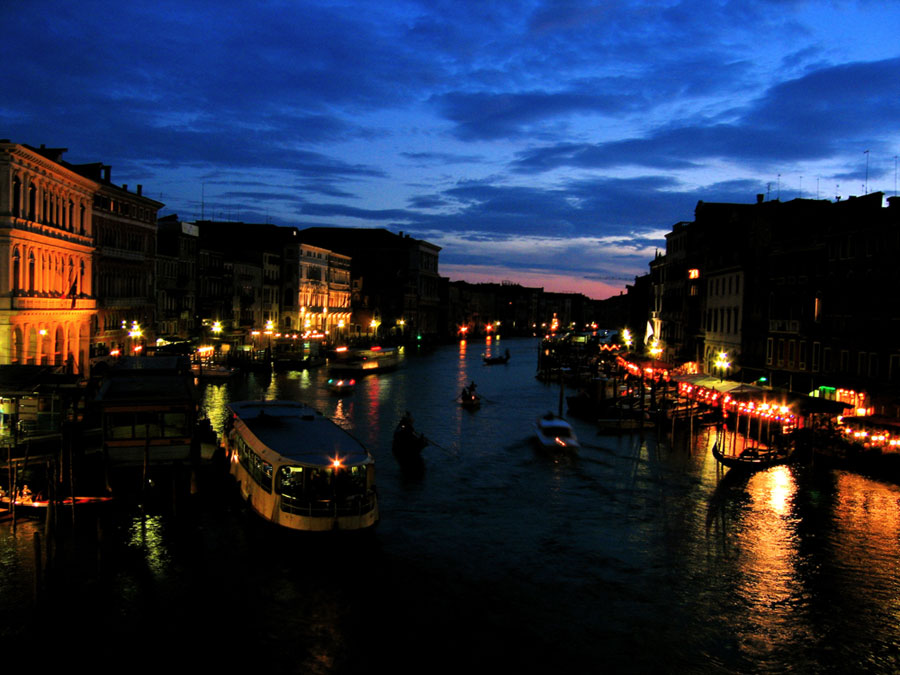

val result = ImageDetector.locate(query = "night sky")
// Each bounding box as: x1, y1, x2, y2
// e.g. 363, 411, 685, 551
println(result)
3, 1, 898, 298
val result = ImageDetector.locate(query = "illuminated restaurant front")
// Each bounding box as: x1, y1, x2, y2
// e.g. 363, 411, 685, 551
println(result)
615, 354, 889, 449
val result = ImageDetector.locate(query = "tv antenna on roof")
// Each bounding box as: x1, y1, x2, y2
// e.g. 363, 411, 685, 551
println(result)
864, 150, 870, 194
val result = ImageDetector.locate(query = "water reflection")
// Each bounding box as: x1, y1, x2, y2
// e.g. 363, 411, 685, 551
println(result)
733, 466, 803, 661
127, 515, 171, 579
26, 337, 895, 672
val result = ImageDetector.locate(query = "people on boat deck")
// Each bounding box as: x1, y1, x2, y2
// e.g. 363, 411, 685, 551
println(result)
19, 484, 32, 503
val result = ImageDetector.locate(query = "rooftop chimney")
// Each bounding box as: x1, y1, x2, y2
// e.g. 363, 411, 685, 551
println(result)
756, 194, 764, 204
137, 184, 143, 196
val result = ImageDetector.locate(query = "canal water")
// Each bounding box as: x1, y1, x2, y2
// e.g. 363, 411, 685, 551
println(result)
3, 336, 900, 673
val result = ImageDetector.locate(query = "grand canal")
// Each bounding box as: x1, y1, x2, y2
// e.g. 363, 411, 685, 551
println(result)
3, 336, 900, 673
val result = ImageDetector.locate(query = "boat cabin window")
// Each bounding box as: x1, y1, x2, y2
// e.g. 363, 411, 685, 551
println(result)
541, 426, 570, 438
236, 437, 273, 492
277, 464, 367, 502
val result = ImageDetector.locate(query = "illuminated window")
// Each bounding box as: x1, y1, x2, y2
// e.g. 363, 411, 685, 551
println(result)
688, 269, 699, 279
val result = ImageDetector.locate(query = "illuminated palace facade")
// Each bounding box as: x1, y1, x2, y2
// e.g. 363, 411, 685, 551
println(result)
298, 244, 351, 338
0, 142, 96, 373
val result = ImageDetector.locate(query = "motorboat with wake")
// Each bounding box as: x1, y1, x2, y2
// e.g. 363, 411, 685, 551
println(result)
533, 412, 580, 452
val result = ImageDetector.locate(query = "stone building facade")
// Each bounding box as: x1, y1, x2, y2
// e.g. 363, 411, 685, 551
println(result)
0, 142, 96, 373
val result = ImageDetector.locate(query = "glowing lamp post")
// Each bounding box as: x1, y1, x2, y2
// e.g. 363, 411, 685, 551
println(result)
128, 321, 143, 354
714, 351, 730, 381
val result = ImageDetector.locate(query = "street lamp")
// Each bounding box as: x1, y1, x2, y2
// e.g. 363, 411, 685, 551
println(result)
649, 340, 662, 359
714, 351, 730, 381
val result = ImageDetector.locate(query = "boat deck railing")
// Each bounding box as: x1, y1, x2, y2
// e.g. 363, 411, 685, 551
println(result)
280, 492, 377, 518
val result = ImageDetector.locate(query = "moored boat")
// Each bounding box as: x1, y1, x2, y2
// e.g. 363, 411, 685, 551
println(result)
711, 440, 794, 471
329, 346, 400, 374
533, 412, 580, 452
191, 362, 238, 379
273, 355, 326, 372
225, 400, 378, 532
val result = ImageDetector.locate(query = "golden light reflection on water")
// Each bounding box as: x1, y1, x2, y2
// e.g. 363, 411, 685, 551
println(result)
127, 515, 170, 579
732, 466, 803, 656
830, 472, 900, 605
201, 383, 231, 436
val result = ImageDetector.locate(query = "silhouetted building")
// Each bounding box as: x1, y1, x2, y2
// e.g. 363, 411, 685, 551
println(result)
652, 192, 900, 415
70, 163, 163, 358
156, 215, 199, 339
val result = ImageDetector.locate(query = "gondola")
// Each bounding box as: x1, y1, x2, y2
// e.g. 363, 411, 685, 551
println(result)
483, 349, 510, 365
392, 418, 428, 460
460, 390, 481, 409
711, 440, 794, 471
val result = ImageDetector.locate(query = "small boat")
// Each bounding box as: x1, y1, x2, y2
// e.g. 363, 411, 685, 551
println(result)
273, 355, 326, 372
483, 349, 510, 365
191, 362, 238, 379
711, 440, 794, 471
392, 415, 428, 461
460, 389, 481, 409
329, 347, 400, 374
328, 377, 356, 395
533, 412, 580, 452
225, 400, 378, 533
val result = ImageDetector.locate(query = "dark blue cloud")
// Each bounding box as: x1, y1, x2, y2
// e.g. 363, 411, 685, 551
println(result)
511, 57, 900, 174
1, 1, 897, 297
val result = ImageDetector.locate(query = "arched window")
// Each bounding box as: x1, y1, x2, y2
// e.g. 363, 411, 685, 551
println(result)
79, 204, 85, 233
12, 177, 21, 216
68, 200, 74, 231
27, 251, 35, 291
12, 326, 23, 364
28, 184, 37, 221
11, 247, 20, 292
26, 326, 37, 365
54, 325, 64, 365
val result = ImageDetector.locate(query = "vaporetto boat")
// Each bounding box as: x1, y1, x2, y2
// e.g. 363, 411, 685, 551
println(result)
225, 400, 378, 532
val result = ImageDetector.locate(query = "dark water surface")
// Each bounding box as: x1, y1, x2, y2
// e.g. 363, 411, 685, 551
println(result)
3, 337, 900, 673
